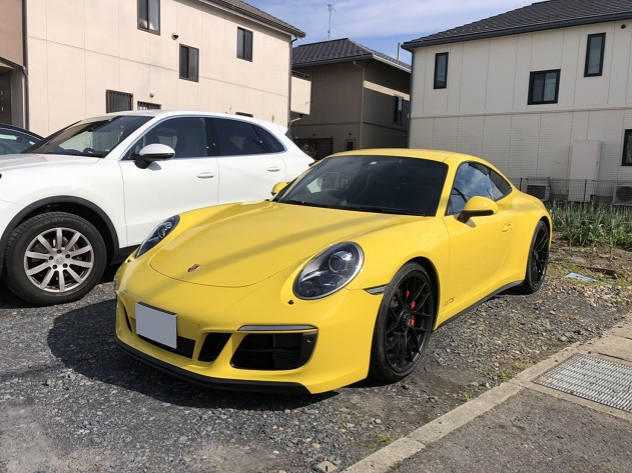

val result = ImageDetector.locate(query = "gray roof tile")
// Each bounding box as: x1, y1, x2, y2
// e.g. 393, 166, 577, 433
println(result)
293, 38, 411, 71
403, 0, 632, 49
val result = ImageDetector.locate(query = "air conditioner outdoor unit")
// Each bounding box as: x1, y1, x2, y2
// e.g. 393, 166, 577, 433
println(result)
526, 177, 550, 202
613, 184, 632, 206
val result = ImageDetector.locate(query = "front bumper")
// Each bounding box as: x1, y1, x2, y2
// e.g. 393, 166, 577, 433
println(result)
115, 257, 383, 394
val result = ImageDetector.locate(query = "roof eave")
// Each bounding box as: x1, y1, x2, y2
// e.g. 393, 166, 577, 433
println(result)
294, 54, 410, 72
201, 0, 306, 38
402, 12, 632, 51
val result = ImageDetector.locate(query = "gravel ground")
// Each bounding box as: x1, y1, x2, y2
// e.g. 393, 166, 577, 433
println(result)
1, 238, 630, 473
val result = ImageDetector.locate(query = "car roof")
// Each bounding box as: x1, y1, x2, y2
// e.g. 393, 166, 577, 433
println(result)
93, 110, 287, 131
0, 123, 43, 139
328, 148, 491, 166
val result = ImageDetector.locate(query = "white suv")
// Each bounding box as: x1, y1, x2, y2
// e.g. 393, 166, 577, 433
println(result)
0, 111, 313, 305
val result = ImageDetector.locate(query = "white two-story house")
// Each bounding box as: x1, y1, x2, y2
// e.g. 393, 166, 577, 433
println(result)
403, 0, 632, 204
0, 0, 307, 136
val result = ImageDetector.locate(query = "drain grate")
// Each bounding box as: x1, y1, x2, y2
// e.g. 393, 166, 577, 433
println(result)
536, 354, 632, 413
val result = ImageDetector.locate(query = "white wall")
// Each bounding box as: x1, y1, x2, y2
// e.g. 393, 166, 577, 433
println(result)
409, 20, 632, 182
26, 0, 294, 135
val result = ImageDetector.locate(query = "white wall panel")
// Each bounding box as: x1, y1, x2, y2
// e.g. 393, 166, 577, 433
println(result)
536, 112, 573, 178
482, 115, 511, 174
508, 114, 541, 177
612, 23, 632, 105
432, 117, 458, 151
570, 111, 590, 142
456, 116, 484, 156
409, 118, 434, 149
460, 42, 488, 113
587, 110, 624, 180
486, 38, 518, 112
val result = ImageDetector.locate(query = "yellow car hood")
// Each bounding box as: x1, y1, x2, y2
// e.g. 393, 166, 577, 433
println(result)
149, 201, 414, 287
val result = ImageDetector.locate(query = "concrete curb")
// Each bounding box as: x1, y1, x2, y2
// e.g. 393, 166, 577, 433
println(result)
342, 313, 632, 473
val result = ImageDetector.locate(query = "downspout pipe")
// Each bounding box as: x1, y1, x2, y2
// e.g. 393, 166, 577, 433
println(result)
352, 61, 365, 148
287, 36, 299, 128
22, 0, 30, 129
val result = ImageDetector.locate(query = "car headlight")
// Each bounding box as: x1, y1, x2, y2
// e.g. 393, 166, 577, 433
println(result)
294, 242, 364, 300
136, 216, 179, 258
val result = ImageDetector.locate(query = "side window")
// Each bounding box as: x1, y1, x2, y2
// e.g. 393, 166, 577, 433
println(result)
585, 33, 605, 77
138, 0, 160, 34
448, 163, 509, 215
128, 117, 209, 159
434, 52, 448, 89
212, 118, 278, 156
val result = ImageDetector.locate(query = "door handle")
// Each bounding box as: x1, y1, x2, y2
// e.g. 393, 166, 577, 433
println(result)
502, 223, 513, 232
267, 166, 282, 172
196, 172, 216, 179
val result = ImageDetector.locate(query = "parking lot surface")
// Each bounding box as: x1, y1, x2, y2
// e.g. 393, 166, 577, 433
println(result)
1, 252, 628, 472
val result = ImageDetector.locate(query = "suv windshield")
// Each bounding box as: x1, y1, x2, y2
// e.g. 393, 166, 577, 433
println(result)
276, 155, 448, 216
29, 115, 152, 157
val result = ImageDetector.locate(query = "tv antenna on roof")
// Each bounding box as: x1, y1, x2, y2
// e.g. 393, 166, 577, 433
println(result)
326, 4, 335, 40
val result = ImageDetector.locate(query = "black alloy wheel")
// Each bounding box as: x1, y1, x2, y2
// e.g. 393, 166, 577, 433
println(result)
369, 263, 434, 383
519, 220, 550, 294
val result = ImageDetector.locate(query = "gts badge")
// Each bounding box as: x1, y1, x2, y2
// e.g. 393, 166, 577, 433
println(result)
444, 297, 454, 307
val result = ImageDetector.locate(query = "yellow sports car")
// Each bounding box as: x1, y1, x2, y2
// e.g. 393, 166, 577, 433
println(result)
115, 149, 551, 394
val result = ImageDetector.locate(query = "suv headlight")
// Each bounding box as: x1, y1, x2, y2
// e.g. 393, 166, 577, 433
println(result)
136, 216, 179, 257
294, 242, 364, 299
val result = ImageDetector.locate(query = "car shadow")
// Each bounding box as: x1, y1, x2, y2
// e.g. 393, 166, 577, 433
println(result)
47, 299, 335, 410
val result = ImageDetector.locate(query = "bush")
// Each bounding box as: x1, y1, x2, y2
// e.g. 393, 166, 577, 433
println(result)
547, 201, 632, 250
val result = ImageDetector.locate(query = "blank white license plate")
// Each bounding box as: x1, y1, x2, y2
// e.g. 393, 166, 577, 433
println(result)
135, 303, 177, 349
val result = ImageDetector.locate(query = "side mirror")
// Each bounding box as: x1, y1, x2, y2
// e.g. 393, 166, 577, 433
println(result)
134, 144, 175, 169
271, 181, 289, 196
457, 196, 498, 223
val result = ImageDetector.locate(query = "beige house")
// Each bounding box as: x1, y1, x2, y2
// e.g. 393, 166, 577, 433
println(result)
0, 0, 307, 136
291, 39, 410, 159
403, 0, 632, 204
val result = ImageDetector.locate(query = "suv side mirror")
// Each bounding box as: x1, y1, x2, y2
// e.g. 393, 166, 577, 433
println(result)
457, 196, 498, 223
134, 144, 175, 169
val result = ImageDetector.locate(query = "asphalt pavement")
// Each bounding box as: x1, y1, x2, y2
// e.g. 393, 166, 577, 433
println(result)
343, 313, 632, 473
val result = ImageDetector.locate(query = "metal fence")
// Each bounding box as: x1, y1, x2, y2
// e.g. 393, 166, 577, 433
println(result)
510, 177, 632, 207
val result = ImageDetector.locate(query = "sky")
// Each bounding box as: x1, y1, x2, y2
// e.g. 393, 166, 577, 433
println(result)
244, 0, 539, 63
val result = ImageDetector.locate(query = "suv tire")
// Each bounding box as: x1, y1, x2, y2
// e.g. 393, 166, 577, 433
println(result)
3, 212, 107, 306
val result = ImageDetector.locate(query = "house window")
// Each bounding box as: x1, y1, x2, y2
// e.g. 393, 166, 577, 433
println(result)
138, 0, 159, 34
179, 45, 199, 82
622, 130, 632, 166
137, 101, 161, 110
434, 52, 448, 89
346, 140, 355, 151
236, 112, 253, 117
393, 96, 403, 124
528, 70, 560, 105
585, 33, 605, 77
237, 27, 253, 61
106, 90, 133, 113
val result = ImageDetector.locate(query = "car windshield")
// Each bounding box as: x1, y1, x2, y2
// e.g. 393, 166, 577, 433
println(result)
276, 155, 448, 216
28, 115, 152, 157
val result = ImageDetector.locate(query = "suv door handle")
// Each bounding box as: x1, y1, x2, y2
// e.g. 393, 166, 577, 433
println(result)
267, 166, 282, 172
197, 172, 216, 179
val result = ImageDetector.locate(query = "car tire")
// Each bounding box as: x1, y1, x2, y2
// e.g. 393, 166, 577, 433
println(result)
2, 212, 107, 306
369, 262, 435, 383
518, 220, 550, 294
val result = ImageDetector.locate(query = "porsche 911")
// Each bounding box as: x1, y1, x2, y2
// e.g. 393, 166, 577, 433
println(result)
115, 149, 551, 394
